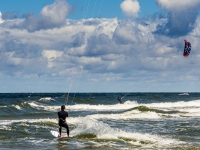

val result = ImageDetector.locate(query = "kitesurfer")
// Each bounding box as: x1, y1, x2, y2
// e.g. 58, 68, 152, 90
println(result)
58, 105, 69, 137
118, 97, 123, 104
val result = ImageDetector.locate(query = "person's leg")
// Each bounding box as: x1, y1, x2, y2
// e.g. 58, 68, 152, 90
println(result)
59, 126, 62, 137
62, 123, 69, 137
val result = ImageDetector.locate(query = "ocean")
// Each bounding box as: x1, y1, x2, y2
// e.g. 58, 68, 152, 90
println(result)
0, 92, 199, 149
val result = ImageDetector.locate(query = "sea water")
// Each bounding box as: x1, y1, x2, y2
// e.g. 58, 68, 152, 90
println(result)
0, 93, 199, 149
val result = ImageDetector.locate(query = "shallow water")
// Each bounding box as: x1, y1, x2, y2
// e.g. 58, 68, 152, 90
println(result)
0, 93, 200, 149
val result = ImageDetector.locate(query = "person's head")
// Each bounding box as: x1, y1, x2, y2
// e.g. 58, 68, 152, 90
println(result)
61, 105, 65, 110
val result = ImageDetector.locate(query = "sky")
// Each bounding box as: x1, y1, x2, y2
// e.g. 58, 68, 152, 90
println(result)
0, 0, 200, 93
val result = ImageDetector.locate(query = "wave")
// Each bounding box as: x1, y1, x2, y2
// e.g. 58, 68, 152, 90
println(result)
70, 117, 183, 147
1, 93, 200, 149
0, 111, 198, 149
133, 106, 180, 114
39, 97, 55, 101
145, 100, 200, 108
1, 99, 200, 119
83, 111, 161, 120
0, 117, 182, 147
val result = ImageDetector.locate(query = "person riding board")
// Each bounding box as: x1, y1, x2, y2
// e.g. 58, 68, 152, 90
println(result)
118, 97, 123, 104
58, 105, 70, 137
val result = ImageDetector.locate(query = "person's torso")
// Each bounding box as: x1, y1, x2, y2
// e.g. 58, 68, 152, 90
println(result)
58, 110, 68, 121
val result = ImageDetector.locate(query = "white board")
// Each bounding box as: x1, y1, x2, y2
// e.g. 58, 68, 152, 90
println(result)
50, 130, 68, 138
51, 131, 60, 137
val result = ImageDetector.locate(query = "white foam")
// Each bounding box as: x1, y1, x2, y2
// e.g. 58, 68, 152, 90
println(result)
68, 99, 200, 112
26, 99, 200, 118
71, 117, 182, 146
39, 97, 54, 101
0, 118, 58, 126
26, 102, 59, 111
146, 100, 200, 108
25, 101, 138, 112
86, 110, 161, 120
12, 104, 22, 110
0, 106, 7, 108
67, 102, 138, 111
28, 102, 40, 107
0, 116, 187, 147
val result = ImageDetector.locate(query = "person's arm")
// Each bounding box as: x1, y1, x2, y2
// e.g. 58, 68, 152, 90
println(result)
58, 112, 60, 119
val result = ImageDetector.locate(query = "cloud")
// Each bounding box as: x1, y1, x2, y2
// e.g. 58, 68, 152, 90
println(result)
155, 0, 200, 37
2, 11, 19, 20
71, 32, 86, 47
7, 0, 72, 32
42, 50, 63, 68
113, 20, 140, 45
120, 0, 140, 17
156, 0, 200, 10
42, 50, 63, 60
1, 9, 200, 92
39, 0, 71, 29
0, 12, 4, 23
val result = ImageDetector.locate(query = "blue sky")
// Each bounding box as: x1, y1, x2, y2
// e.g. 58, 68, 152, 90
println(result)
0, 0, 160, 19
0, 0, 200, 93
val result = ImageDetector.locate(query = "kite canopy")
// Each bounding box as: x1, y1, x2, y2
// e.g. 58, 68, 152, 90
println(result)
183, 40, 191, 57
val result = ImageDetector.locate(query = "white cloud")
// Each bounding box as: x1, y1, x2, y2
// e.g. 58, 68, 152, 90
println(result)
6, 0, 72, 32
0, 12, 4, 24
156, 0, 200, 36
42, 50, 63, 60
120, 0, 140, 17
1, 17, 200, 79
39, 0, 71, 28
156, 0, 200, 11
1, 0, 200, 92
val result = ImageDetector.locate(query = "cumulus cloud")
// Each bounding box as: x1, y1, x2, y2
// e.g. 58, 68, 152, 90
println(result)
1, 17, 199, 76
157, 0, 200, 10
39, 0, 71, 29
120, 0, 140, 17
113, 20, 140, 44
71, 32, 86, 47
156, 0, 200, 37
0, 12, 4, 23
42, 50, 63, 68
8, 0, 72, 32
1, 1, 200, 92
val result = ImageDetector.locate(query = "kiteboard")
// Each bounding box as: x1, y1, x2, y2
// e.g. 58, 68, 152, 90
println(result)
50, 130, 68, 138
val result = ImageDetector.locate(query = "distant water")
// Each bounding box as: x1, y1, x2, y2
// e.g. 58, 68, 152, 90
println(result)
0, 93, 200, 149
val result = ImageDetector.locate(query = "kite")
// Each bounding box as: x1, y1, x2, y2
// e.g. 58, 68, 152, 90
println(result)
183, 40, 191, 57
